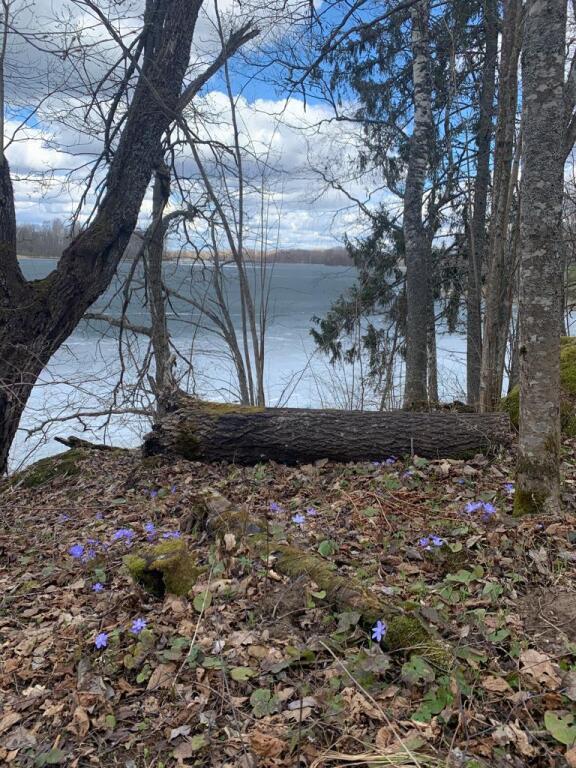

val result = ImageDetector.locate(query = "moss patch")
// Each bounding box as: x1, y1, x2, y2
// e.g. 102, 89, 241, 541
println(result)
5, 449, 85, 490
501, 337, 576, 435
124, 539, 202, 598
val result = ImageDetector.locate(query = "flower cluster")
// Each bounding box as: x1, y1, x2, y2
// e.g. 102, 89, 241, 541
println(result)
112, 528, 135, 543
162, 530, 181, 539
418, 535, 444, 551
464, 500, 496, 521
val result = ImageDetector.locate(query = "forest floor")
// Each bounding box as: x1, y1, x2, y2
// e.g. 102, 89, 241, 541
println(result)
1, 443, 576, 768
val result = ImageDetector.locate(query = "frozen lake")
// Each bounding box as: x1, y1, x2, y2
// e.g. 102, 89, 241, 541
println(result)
10, 259, 469, 470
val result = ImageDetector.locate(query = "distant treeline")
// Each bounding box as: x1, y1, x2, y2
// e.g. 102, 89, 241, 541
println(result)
17, 220, 351, 266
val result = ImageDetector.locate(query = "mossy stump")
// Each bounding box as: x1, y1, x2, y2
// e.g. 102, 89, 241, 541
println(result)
2, 449, 85, 491
124, 539, 201, 598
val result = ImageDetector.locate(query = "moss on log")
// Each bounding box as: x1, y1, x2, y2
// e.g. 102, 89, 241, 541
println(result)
143, 396, 511, 464
502, 337, 576, 436
193, 488, 451, 667
124, 539, 203, 598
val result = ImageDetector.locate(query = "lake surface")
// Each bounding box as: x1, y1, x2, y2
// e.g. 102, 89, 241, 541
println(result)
10, 259, 468, 470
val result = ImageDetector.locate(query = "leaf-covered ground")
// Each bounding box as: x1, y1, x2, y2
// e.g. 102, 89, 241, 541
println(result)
1, 444, 576, 767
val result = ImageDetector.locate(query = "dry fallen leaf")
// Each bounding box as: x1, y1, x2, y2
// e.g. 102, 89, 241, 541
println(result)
482, 675, 511, 693
520, 649, 561, 689
72, 706, 90, 738
146, 663, 175, 691
566, 746, 576, 768
249, 729, 287, 758
0, 713, 21, 736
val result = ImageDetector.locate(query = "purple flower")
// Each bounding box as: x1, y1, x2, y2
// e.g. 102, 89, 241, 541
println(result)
481, 502, 496, 521
306, 506, 317, 516
455, 478, 466, 485
69, 543, 84, 559
463, 500, 497, 522
171, 485, 177, 494
144, 522, 156, 535
292, 513, 306, 526
58, 513, 70, 522
92, 582, 104, 593
150, 489, 158, 499
94, 632, 108, 649
430, 535, 444, 547
402, 470, 414, 478
385, 457, 397, 465
418, 537, 431, 550
83, 548, 97, 561
131, 618, 147, 635
504, 482, 515, 495
464, 501, 482, 515
162, 530, 181, 539
95, 511, 103, 520
269, 501, 282, 513
371, 620, 387, 643
371, 461, 382, 467
112, 528, 135, 542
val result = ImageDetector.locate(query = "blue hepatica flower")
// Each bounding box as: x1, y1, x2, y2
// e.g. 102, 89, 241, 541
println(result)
162, 530, 181, 539
385, 456, 397, 465
92, 582, 104, 593
171, 485, 177, 494
69, 543, 85, 559
371, 461, 382, 467
94, 632, 108, 649
504, 482, 515, 495
418, 535, 444, 550
144, 522, 156, 535
83, 549, 97, 562
306, 506, 317, 516
372, 619, 387, 643
292, 513, 306, 526
150, 489, 158, 499
464, 500, 497, 521
402, 470, 414, 478
112, 528, 135, 543
131, 618, 147, 634
269, 501, 282, 513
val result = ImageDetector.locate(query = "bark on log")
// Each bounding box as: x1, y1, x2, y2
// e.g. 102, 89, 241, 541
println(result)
143, 397, 511, 464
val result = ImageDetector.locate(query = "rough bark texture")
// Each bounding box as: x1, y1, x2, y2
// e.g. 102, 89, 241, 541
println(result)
479, 0, 523, 412
467, 0, 498, 407
143, 397, 511, 463
0, 0, 201, 473
403, 0, 433, 408
515, 0, 566, 515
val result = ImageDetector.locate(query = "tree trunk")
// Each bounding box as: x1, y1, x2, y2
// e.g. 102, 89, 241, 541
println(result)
143, 397, 511, 463
147, 167, 176, 404
479, 0, 523, 412
467, 0, 498, 408
515, 0, 566, 515
0, 0, 202, 474
403, 0, 433, 408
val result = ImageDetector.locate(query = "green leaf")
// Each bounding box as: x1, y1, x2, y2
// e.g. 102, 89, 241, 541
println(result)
401, 655, 435, 685
230, 666, 256, 682
336, 611, 361, 633
188, 734, 209, 751
35, 750, 67, 766
544, 711, 576, 746
105, 714, 117, 730
318, 539, 337, 557
201, 656, 224, 669
193, 590, 212, 613
250, 688, 280, 718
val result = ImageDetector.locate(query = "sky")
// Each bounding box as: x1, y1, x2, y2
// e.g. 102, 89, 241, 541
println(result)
4, 0, 381, 250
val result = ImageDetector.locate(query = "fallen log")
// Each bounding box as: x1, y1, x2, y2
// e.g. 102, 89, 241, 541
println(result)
143, 396, 511, 463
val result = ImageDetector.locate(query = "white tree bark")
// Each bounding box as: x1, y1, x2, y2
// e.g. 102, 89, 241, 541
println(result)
516, 0, 566, 514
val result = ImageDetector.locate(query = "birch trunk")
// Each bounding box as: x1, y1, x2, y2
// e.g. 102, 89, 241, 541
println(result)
515, 0, 566, 515
467, 0, 498, 407
479, 0, 523, 412
403, 0, 433, 408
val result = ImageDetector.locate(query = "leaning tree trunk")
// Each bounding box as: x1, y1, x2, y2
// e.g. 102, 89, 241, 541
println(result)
403, 0, 433, 409
515, 0, 566, 515
479, 0, 522, 412
467, 0, 498, 408
143, 397, 511, 463
0, 0, 201, 474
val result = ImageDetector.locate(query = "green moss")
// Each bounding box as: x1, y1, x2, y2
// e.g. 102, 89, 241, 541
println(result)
385, 614, 451, 668
124, 539, 202, 598
196, 400, 265, 416
513, 488, 548, 516
7, 449, 84, 489
502, 337, 576, 433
